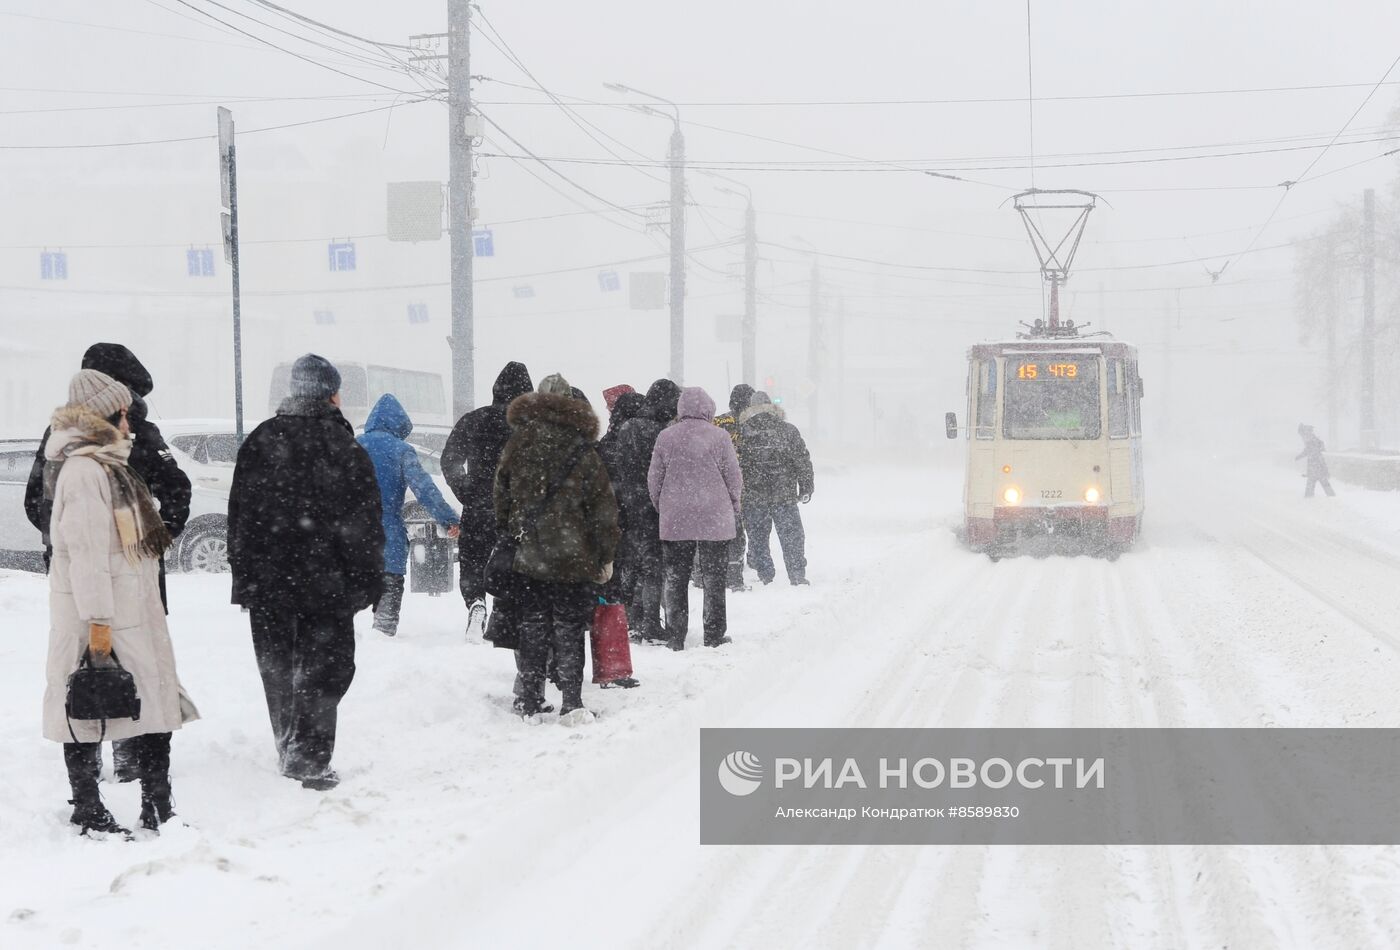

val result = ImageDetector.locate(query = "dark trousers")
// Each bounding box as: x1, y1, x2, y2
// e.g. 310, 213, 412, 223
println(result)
516, 580, 591, 711
458, 512, 495, 605
373, 572, 406, 633
66, 732, 171, 801
625, 514, 664, 640
1305, 476, 1335, 498
744, 502, 807, 583
726, 515, 747, 588
663, 539, 728, 647
249, 609, 356, 778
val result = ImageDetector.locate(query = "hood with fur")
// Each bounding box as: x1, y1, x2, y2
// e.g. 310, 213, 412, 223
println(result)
507, 391, 600, 441
46, 406, 128, 461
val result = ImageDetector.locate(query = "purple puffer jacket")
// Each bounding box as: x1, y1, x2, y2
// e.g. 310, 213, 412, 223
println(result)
648, 387, 743, 542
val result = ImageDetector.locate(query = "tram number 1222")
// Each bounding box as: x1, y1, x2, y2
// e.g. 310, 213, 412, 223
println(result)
1016, 363, 1079, 380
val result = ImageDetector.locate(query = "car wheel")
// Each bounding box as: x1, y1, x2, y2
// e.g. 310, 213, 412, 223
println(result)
182, 524, 229, 573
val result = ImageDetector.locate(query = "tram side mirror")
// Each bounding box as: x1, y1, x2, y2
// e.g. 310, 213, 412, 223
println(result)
945, 412, 958, 440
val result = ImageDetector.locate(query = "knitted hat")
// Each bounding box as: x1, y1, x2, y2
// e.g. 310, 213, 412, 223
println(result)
537, 373, 573, 397
290, 353, 341, 401
68, 369, 132, 419
602, 384, 635, 412
749, 390, 772, 407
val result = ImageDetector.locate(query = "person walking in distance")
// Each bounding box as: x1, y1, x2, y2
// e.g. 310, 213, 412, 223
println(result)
441, 362, 534, 637
228, 354, 384, 791
1296, 423, 1336, 498
649, 387, 744, 649
712, 384, 755, 591
739, 392, 814, 585
495, 374, 619, 722
42, 370, 198, 836
615, 379, 681, 643
25, 344, 192, 784
357, 394, 461, 637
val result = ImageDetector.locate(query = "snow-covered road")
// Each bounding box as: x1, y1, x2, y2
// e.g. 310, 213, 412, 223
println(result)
4, 455, 1400, 949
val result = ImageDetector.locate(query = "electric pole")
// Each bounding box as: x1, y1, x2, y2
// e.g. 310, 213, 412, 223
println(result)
217, 107, 243, 440
668, 121, 686, 383
1361, 188, 1376, 449
1325, 231, 1339, 447
448, 0, 475, 417
742, 197, 757, 386
808, 256, 821, 442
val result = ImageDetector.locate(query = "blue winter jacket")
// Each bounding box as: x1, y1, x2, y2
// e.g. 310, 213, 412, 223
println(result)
357, 394, 459, 575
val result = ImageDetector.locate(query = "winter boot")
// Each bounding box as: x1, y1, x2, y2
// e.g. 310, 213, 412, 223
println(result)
705, 635, 734, 648
790, 575, 810, 586
298, 769, 340, 792
466, 599, 488, 639
600, 677, 640, 689
138, 786, 176, 833
372, 572, 405, 636
69, 798, 131, 839
65, 742, 128, 838
112, 741, 139, 784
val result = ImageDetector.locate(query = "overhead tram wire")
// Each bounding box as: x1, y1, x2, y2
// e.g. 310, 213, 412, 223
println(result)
480, 136, 650, 237
478, 114, 648, 220
1225, 48, 1400, 272
469, 10, 670, 186
243, 0, 414, 49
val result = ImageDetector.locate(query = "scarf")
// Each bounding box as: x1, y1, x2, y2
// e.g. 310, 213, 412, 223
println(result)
44, 408, 173, 565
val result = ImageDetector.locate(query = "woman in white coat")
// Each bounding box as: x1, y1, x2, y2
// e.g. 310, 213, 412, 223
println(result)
43, 370, 198, 837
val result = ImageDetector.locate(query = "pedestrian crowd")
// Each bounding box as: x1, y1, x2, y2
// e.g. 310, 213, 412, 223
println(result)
24, 347, 814, 839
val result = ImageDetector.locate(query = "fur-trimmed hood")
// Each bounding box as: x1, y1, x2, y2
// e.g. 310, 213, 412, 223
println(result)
46, 406, 127, 461
507, 391, 600, 441
739, 401, 784, 424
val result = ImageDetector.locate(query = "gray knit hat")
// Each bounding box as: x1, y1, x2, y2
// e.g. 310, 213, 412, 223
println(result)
68, 369, 132, 419
290, 353, 341, 401
537, 373, 573, 397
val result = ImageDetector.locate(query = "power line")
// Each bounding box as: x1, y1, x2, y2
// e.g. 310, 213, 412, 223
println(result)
166, 0, 417, 94
0, 98, 436, 149
243, 0, 414, 49
478, 114, 647, 219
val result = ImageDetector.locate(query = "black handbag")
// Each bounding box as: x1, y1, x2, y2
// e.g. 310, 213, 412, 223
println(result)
65, 647, 141, 742
484, 443, 590, 600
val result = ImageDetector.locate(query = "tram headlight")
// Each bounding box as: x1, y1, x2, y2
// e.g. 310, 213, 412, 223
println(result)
1084, 486, 1102, 504
1003, 486, 1022, 505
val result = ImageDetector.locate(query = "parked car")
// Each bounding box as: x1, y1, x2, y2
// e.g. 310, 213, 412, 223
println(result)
0, 438, 44, 571
161, 419, 239, 496
173, 485, 231, 573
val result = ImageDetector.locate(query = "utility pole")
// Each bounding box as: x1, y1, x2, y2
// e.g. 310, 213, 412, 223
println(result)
217, 107, 243, 440
1361, 188, 1376, 449
607, 84, 685, 381
808, 257, 821, 442
448, 0, 475, 417
742, 198, 757, 386
668, 122, 686, 382
1325, 231, 1339, 447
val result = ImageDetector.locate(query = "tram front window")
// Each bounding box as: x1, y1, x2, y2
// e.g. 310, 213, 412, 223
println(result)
1003, 359, 1101, 439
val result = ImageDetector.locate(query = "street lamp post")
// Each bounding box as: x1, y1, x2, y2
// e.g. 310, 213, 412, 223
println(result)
712, 182, 757, 387
606, 83, 685, 383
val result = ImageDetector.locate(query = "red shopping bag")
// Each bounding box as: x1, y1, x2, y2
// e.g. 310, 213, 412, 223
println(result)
590, 603, 634, 684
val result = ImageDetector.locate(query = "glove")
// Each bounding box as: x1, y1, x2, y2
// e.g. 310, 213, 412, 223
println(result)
596, 562, 614, 584
799, 493, 812, 504
89, 622, 112, 657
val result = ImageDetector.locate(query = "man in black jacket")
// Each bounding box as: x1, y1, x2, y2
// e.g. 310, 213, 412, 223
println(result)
440, 361, 533, 635
614, 378, 681, 641
23, 343, 192, 784
713, 384, 755, 591
738, 392, 814, 586
228, 354, 384, 791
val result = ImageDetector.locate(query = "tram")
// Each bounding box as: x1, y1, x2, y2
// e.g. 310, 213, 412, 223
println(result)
946, 318, 1145, 558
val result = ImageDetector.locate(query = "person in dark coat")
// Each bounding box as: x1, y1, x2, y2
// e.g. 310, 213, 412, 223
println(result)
227, 354, 384, 790
613, 378, 681, 642
23, 342, 192, 785
739, 391, 814, 585
595, 390, 645, 605
441, 361, 534, 635
495, 374, 619, 721
1296, 423, 1335, 498
712, 384, 755, 591
357, 394, 460, 637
